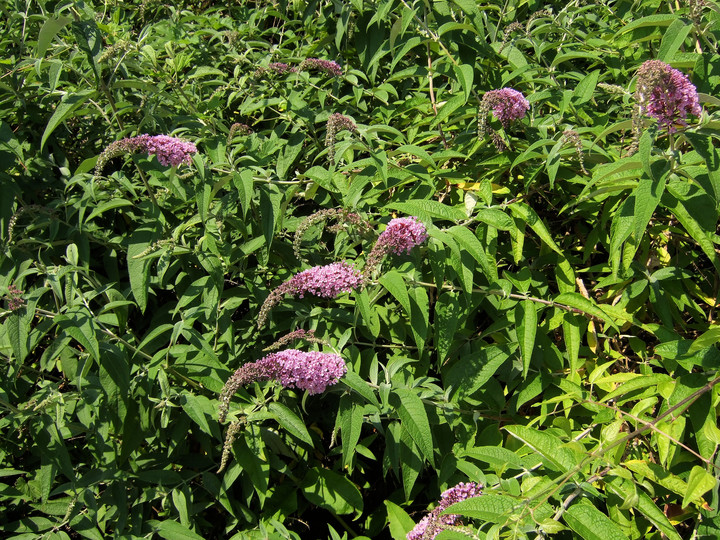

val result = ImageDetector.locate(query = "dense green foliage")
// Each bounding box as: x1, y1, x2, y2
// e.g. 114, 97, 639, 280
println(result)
2, 0, 720, 538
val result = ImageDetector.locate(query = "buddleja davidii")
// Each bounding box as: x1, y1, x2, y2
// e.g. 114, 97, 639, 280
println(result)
292, 207, 371, 262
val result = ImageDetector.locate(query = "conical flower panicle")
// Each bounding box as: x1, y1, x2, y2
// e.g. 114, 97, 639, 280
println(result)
257, 261, 363, 328
635, 60, 701, 132
363, 216, 428, 283
218, 350, 347, 422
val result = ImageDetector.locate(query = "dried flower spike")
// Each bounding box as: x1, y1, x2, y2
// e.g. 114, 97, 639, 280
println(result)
407, 482, 483, 540
325, 113, 358, 165
293, 208, 370, 261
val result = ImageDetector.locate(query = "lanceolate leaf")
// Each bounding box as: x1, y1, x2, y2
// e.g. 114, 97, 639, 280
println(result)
268, 402, 313, 446
390, 388, 434, 467
564, 501, 630, 540
41, 90, 95, 151
504, 425, 579, 472
516, 300, 537, 378
379, 270, 411, 315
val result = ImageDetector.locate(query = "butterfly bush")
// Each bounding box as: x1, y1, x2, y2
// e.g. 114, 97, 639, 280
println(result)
363, 217, 428, 282
257, 262, 363, 328
218, 350, 347, 422
635, 60, 701, 132
94, 134, 197, 177
407, 482, 483, 540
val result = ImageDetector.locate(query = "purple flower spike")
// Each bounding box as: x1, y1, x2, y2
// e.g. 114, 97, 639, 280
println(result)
142, 135, 198, 167
635, 60, 701, 132
218, 350, 347, 421
407, 481, 483, 540
378, 217, 429, 255
258, 349, 347, 394
300, 58, 342, 77
482, 88, 530, 128
257, 262, 362, 328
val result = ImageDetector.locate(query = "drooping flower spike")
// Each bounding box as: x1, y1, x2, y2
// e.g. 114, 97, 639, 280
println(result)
94, 134, 197, 177
257, 262, 363, 328
218, 349, 347, 422
363, 216, 428, 283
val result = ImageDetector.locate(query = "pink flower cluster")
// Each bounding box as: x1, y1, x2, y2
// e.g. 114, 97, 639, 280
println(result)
378, 217, 429, 255
219, 349, 347, 421
482, 88, 530, 128
257, 262, 362, 328
635, 60, 701, 132
268, 62, 296, 73
300, 58, 343, 77
95, 134, 197, 177
258, 349, 347, 394
286, 262, 363, 298
139, 135, 198, 167
407, 482, 483, 540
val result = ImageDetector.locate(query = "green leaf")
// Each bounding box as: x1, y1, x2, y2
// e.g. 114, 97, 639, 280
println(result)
462, 446, 525, 469
409, 287, 429, 354
5, 313, 29, 362
606, 477, 682, 540
356, 288, 380, 338
447, 225, 496, 280
554, 292, 620, 333
614, 14, 678, 37
232, 170, 254, 219
435, 292, 460, 364
385, 500, 416, 540
54, 306, 100, 361
233, 436, 269, 501
662, 185, 720, 273
341, 370, 381, 409
399, 425, 423, 500
41, 90, 94, 151
444, 345, 512, 400
301, 467, 363, 515
504, 425, 578, 472
683, 465, 716, 508
379, 270, 411, 315
658, 19, 692, 62
444, 494, 518, 523
453, 63, 474, 103
516, 300, 537, 378
277, 132, 305, 180
153, 520, 205, 540
474, 208, 514, 231
431, 94, 467, 129
573, 70, 600, 104
390, 388, 434, 466
127, 226, 159, 313
180, 392, 221, 439
268, 402, 313, 446
394, 144, 436, 168
36, 15, 73, 58
689, 325, 720, 353
564, 501, 630, 540
338, 395, 363, 470
509, 202, 562, 254
385, 200, 466, 222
